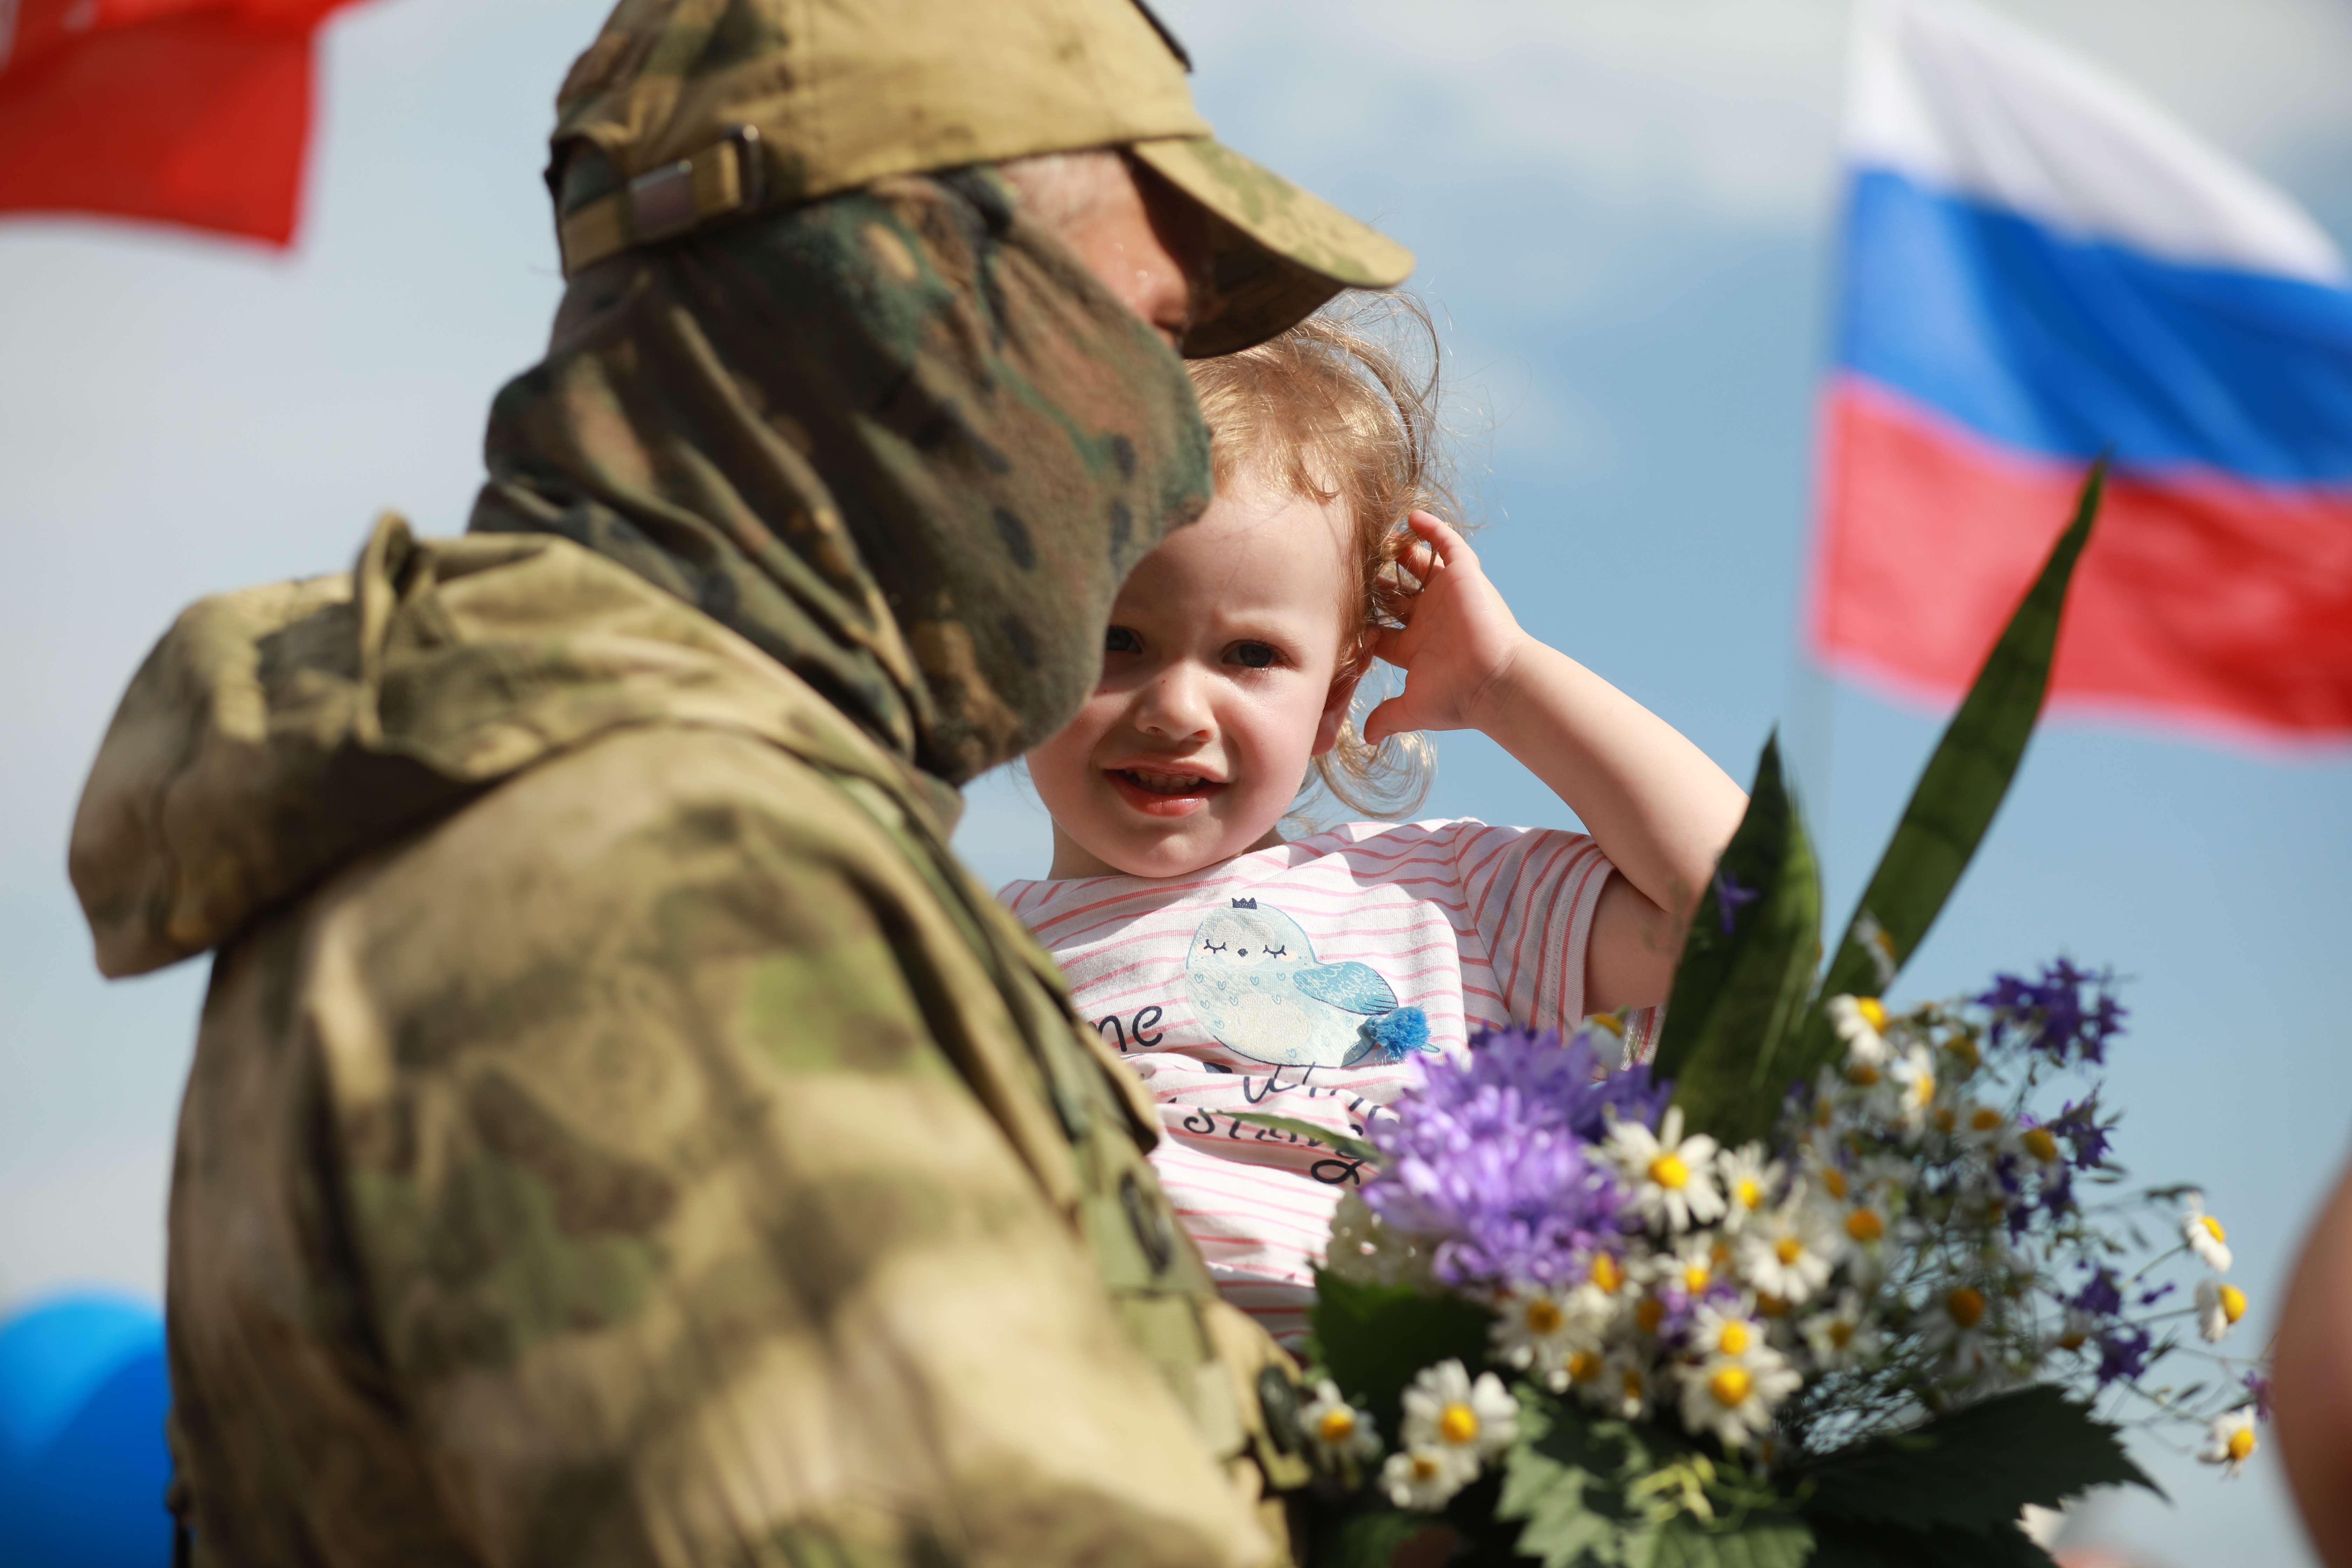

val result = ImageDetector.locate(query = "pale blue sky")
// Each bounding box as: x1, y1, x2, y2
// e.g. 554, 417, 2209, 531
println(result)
3, 1, 2347, 1562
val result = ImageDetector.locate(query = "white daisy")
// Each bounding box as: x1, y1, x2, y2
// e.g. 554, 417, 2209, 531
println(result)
1688, 1301, 1770, 1366
1800, 1291, 1883, 1371
1951, 1100, 2008, 1152
1851, 910, 1899, 990
1830, 1201, 1898, 1287
2195, 1278, 2249, 1344
1581, 1248, 1631, 1300
2013, 1119, 2065, 1172
1716, 1142, 1782, 1231
1556, 1343, 1608, 1399
2182, 1193, 2234, 1273
1737, 1204, 1841, 1304
2049, 1307, 2099, 1355
1920, 1285, 1994, 1376
1852, 1151, 1918, 1201
1798, 1139, 1855, 1207
1297, 1380, 1382, 1470
1676, 1341, 1802, 1450
1381, 1445, 1476, 1510
1490, 1287, 1606, 1390
1649, 1233, 1728, 1300
1828, 994, 1891, 1070
1600, 1345, 1655, 1420
1606, 1105, 1726, 1232
2199, 1408, 2258, 1478
1399, 1359, 1518, 1464
1885, 1043, 1938, 1139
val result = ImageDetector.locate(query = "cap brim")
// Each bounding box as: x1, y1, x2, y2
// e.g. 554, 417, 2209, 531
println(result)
1129, 137, 1414, 358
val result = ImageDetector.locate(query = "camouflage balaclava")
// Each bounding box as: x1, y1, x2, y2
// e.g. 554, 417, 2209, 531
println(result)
468, 0, 1412, 786
469, 167, 1210, 786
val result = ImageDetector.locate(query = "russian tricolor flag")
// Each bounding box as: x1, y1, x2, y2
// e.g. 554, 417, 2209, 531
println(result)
1813, 0, 2352, 740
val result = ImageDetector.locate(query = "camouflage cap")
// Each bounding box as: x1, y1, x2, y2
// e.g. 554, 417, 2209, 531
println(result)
549, 0, 1412, 355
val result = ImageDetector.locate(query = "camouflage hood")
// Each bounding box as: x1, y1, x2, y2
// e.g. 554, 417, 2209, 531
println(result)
469, 166, 1212, 786
72, 173, 1211, 978
71, 517, 992, 980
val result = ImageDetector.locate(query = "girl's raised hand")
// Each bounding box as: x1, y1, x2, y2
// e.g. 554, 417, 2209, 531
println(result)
1361, 512, 1532, 744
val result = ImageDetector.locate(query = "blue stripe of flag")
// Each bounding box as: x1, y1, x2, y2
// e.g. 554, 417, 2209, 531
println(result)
1836, 167, 2352, 485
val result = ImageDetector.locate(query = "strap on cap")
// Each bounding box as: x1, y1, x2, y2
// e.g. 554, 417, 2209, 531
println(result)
559, 125, 766, 276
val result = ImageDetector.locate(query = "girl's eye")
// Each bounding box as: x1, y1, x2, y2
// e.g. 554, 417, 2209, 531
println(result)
1105, 626, 1141, 654
1232, 641, 1278, 670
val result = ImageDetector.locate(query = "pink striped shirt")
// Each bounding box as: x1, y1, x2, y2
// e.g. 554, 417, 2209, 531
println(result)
999, 818, 1657, 1344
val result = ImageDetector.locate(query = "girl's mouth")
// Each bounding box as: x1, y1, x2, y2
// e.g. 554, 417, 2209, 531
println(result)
1105, 767, 1224, 817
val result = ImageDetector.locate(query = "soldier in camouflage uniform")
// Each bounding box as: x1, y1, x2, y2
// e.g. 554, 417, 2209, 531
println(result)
66, 1, 1412, 1563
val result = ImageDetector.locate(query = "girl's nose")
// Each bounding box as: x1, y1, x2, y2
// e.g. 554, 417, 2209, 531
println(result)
1135, 660, 1215, 740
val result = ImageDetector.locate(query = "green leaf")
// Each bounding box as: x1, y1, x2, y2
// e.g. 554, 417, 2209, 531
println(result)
1311, 1507, 1429, 1568
1653, 734, 1823, 1145
1649, 1514, 1814, 1568
1785, 462, 2106, 1084
1308, 1270, 1496, 1441
1228, 1111, 1379, 1165
1795, 1384, 2160, 1533
1807, 1518, 2053, 1568
1704, 1516, 1814, 1568
1499, 1426, 1618, 1566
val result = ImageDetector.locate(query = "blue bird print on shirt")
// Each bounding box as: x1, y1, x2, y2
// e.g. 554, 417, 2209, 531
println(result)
1182, 898, 1434, 1069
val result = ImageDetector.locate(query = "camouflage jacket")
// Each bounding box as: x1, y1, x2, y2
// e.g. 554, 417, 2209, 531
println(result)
70, 518, 1308, 1567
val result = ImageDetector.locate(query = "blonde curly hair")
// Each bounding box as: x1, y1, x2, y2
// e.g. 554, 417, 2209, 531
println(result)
1187, 295, 1456, 822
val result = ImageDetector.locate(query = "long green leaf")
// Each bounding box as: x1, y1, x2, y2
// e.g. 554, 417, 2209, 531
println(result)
1794, 1384, 2160, 1533
1227, 1111, 1379, 1166
1788, 463, 2105, 1088
1652, 734, 1822, 1145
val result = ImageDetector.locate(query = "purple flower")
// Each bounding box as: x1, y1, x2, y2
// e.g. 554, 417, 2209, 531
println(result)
1994, 1155, 2023, 1196
2055, 1097, 2115, 1170
2095, 1324, 2154, 1387
2245, 1372, 2273, 1422
1713, 871, 1760, 934
2073, 1267, 2124, 1319
1362, 1027, 1661, 1289
2038, 1166, 2076, 1220
1976, 960, 2127, 1065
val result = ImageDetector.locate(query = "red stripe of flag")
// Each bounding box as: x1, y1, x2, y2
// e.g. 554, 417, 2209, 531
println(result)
1814, 379, 2352, 741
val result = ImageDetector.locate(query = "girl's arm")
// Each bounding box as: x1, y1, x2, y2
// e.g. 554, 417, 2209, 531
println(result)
1363, 513, 1748, 1012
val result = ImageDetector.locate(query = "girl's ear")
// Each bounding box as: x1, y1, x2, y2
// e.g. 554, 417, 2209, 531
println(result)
1312, 664, 1365, 756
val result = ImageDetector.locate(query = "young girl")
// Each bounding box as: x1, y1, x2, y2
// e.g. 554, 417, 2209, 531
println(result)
998, 309, 1749, 1344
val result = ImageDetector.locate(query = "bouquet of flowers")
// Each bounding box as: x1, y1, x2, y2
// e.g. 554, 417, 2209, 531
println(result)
1247, 469, 2268, 1566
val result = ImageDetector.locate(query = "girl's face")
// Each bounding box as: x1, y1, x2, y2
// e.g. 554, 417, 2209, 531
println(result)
1029, 467, 1360, 880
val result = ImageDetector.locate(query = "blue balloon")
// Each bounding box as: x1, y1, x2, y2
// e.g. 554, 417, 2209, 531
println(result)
0, 1293, 175, 1568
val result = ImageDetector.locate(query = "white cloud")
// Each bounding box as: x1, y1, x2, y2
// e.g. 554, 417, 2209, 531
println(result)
1159, 0, 2352, 231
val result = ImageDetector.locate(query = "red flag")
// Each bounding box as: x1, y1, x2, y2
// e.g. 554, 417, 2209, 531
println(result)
0, 0, 363, 245
1818, 384, 2352, 742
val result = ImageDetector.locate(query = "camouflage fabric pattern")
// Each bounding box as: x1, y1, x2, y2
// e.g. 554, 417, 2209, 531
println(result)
546, 0, 1210, 210
474, 163, 1212, 786
75, 522, 1303, 1566
539, 0, 1411, 355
